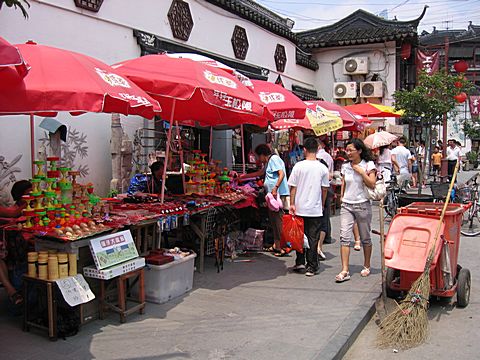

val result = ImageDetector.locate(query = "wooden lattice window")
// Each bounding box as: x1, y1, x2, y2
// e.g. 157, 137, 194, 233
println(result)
74, 0, 104, 12
167, 0, 194, 41
274, 44, 287, 73
231, 26, 249, 60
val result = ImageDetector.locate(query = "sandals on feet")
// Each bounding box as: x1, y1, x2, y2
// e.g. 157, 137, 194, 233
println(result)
354, 241, 361, 251
335, 271, 351, 283
263, 246, 276, 253
360, 267, 371, 277
9, 292, 23, 305
274, 249, 289, 257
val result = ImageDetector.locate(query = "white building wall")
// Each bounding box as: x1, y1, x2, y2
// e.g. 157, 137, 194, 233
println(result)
0, 0, 316, 199
311, 42, 397, 104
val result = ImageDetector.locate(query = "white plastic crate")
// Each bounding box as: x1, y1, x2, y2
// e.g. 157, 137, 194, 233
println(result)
134, 252, 196, 304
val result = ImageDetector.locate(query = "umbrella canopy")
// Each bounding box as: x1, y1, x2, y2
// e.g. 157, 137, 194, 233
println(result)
164, 52, 254, 89
271, 107, 343, 136
0, 36, 29, 77
250, 80, 306, 120
364, 131, 398, 149
0, 42, 161, 118
345, 103, 403, 118
113, 54, 270, 127
305, 100, 356, 128
271, 117, 312, 131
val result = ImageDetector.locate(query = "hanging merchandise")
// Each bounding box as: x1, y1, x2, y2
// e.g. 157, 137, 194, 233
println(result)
248, 150, 257, 164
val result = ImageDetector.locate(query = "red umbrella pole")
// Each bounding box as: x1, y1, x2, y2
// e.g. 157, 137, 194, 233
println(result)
30, 114, 35, 177
209, 126, 213, 161
241, 124, 246, 174
161, 99, 176, 204
176, 120, 186, 195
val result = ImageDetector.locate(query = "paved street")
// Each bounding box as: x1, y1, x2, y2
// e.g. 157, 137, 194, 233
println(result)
345, 171, 480, 360
0, 206, 383, 360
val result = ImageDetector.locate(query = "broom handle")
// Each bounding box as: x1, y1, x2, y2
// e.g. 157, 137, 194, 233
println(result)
424, 161, 460, 270
379, 197, 387, 300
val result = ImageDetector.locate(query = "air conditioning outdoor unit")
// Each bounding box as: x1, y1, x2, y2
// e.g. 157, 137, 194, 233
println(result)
333, 82, 357, 99
360, 81, 383, 98
343, 57, 369, 75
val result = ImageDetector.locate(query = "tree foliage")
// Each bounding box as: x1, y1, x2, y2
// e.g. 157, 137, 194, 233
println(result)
393, 70, 472, 126
0, 0, 30, 19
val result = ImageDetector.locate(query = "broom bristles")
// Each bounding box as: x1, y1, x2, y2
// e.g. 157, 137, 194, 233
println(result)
377, 271, 431, 349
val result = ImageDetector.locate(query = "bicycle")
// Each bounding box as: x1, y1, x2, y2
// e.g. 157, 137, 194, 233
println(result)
460, 176, 480, 236
383, 174, 407, 218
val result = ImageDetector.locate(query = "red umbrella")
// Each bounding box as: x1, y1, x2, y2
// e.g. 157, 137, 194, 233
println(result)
305, 100, 356, 128
0, 42, 161, 118
271, 117, 313, 131
0, 42, 162, 176
250, 80, 306, 120
344, 103, 402, 118
0, 36, 29, 77
114, 54, 271, 202
113, 54, 270, 128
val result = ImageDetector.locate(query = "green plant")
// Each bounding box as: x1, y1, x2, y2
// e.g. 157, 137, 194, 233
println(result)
0, 0, 30, 18
466, 151, 478, 163
107, 189, 119, 198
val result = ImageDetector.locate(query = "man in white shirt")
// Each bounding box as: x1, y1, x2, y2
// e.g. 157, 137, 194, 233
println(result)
391, 138, 413, 188
316, 138, 334, 248
447, 139, 462, 181
289, 138, 330, 276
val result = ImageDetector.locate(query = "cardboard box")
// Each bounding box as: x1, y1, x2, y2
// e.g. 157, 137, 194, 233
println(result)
83, 257, 145, 280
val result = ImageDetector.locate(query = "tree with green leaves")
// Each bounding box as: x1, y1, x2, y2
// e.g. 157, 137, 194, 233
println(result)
0, 0, 30, 18
393, 70, 472, 193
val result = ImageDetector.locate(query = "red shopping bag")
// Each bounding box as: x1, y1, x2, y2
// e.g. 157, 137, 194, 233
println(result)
280, 214, 304, 253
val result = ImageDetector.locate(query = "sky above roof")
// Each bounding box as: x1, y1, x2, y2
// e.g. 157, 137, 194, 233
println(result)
254, 0, 480, 33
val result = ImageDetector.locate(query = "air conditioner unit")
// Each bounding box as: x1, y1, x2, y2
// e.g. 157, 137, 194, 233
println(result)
343, 57, 369, 75
333, 82, 357, 99
360, 81, 383, 98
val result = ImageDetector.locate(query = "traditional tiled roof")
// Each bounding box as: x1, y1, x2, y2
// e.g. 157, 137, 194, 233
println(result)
419, 28, 465, 46
204, 0, 297, 41
297, 7, 427, 49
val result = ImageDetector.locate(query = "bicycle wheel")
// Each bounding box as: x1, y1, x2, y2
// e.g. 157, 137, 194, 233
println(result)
461, 202, 480, 236
384, 192, 397, 217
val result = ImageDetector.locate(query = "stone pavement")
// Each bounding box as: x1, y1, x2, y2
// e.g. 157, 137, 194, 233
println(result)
0, 204, 384, 360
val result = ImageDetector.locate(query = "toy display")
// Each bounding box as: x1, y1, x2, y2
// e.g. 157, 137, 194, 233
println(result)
22, 156, 110, 241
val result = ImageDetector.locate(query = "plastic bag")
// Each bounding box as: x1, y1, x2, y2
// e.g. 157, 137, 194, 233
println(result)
303, 234, 310, 249
281, 214, 304, 253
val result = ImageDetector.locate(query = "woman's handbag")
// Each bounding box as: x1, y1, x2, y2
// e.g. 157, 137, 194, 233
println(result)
367, 173, 386, 201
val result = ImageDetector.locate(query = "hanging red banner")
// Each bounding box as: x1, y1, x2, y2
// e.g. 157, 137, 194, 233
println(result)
469, 96, 480, 119
416, 50, 440, 75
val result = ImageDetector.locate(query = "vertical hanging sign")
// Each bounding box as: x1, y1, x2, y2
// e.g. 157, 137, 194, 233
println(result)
416, 50, 439, 75
469, 96, 480, 119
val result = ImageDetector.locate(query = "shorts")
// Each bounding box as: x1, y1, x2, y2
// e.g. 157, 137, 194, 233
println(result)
412, 165, 418, 173
433, 164, 440, 172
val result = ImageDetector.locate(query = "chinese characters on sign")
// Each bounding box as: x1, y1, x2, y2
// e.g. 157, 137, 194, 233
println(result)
95, 68, 131, 88
272, 110, 295, 120
306, 108, 343, 136
118, 93, 152, 106
212, 90, 252, 111
416, 50, 439, 75
258, 92, 286, 104
204, 70, 237, 89
470, 96, 480, 119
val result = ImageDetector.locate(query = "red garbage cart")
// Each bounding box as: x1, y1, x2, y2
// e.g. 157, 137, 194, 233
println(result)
384, 202, 471, 307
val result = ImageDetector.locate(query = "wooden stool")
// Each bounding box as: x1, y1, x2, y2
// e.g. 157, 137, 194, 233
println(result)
98, 268, 145, 323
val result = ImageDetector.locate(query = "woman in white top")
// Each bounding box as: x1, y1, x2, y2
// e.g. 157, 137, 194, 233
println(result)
376, 145, 393, 183
336, 139, 377, 282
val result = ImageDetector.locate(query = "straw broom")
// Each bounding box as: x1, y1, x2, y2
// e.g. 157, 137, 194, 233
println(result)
377, 161, 459, 350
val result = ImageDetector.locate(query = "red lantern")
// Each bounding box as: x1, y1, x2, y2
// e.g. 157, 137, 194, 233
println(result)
454, 92, 467, 103
454, 60, 469, 73
454, 81, 463, 88
401, 43, 412, 60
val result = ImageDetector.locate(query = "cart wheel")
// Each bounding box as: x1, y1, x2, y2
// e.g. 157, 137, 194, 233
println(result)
386, 267, 401, 299
457, 268, 471, 307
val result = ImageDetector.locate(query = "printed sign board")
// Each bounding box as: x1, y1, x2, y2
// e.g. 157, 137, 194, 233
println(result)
89, 230, 138, 270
